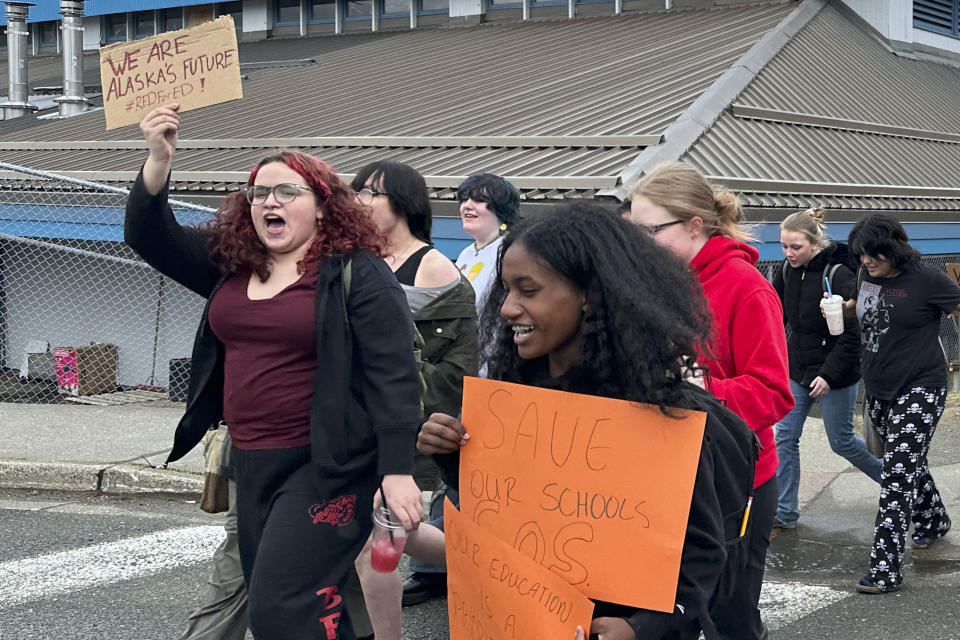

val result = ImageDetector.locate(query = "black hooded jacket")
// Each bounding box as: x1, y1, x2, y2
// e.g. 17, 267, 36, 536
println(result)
772, 243, 861, 390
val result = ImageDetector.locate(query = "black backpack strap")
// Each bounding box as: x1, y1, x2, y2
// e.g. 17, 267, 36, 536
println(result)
820, 263, 843, 295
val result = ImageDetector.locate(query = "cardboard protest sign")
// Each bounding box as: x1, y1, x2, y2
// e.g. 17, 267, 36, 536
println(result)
946, 263, 960, 286
99, 16, 242, 130
459, 377, 706, 612
445, 499, 594, 640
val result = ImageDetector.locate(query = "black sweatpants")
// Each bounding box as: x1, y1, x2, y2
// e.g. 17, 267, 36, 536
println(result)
232, 445, 375, 640
711, 475, 777, 640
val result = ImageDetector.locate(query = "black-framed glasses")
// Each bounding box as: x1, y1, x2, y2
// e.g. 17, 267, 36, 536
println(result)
356, 188, 389, 204
639, 219, 684, 235
244, 183, 314, 205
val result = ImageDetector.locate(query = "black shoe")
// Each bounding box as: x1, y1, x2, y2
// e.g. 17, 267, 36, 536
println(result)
402, 572, 447, 606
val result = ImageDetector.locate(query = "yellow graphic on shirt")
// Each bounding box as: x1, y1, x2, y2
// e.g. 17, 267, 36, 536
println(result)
463, 262, 484, 282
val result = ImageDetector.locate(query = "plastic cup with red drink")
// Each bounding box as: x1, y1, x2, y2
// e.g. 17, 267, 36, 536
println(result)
371, 505, 407, 573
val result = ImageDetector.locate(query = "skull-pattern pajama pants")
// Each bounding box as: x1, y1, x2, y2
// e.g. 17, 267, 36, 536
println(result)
865, 386, 951, 588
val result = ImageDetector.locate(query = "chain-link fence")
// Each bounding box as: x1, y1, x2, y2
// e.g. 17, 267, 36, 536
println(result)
757, 256, 960, 363
0, 161, 215, 404
2, 161, 959, 406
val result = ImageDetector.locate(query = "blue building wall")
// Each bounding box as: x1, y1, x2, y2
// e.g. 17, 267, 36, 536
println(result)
753, 221, 960, 262
2, 205, 956, 262
0, 204, 476, 257
1, 0, 212, 25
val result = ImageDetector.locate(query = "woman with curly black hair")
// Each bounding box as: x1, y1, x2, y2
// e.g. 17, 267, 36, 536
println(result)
420, 202, 757, 640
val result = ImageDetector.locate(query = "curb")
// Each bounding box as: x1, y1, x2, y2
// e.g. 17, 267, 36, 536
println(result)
0, 460, 203, 497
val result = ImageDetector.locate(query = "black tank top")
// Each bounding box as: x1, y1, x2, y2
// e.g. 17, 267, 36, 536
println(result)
394, 245, 432, 286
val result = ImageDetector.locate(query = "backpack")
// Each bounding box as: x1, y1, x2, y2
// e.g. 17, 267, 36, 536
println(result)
781, 259, 843, 296
342, 257, 428, 415
680, 386, 759, 620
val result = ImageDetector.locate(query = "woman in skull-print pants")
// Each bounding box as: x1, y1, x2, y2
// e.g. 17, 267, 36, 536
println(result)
846, 213, 960, 594
865, 387, 950, 589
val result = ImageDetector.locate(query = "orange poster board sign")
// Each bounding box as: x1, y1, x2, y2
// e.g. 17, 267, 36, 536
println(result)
459, 377, 706, 612
99, 16, 242, 130
446, 499, 594, 640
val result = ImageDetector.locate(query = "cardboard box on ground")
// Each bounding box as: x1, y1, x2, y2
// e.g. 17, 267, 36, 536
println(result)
52, 343, 119, 396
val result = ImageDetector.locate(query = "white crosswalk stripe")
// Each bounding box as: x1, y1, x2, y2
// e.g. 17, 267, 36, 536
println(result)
760, 582, 851, 630
0, 525, 224, 609
0, 519, 849, 633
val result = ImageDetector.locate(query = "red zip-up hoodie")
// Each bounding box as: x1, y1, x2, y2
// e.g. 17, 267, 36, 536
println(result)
692, 236, 793, 488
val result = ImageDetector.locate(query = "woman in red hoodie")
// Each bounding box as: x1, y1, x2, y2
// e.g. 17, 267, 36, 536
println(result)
628, 161, 793, 640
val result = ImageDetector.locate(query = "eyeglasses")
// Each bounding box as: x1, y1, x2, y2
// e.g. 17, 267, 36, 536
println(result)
244, 183, 314, 205
356, 188, 389, 204
639, 219, 684, 235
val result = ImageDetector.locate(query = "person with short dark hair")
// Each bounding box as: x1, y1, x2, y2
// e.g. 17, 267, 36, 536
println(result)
454, 173, 520, 315
844, 213, 960, 594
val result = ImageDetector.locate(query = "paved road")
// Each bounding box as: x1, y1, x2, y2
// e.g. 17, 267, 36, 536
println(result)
1, 489, 911, 640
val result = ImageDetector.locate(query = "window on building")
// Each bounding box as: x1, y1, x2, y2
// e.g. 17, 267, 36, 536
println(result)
218, 2, 243, 30
915, 0, 960, 38
487, 0, 521, 7
383, 0, 409, 16
37, 20, 58, 46
345, 0, 373, 19
275, 0, 301, 25
160, 8, 184, 32
419, 0, 447, 13
104, 13, 127, 42
0, 26, 7, 51
134, 11, 156, 39
310, 0, 337, 22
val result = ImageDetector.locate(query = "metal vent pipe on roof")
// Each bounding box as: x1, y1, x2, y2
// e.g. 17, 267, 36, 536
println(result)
55, 0, 88, 117
1, 2, 38, 120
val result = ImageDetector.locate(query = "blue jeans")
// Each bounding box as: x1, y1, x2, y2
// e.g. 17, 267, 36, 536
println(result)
775, 379, 882, 525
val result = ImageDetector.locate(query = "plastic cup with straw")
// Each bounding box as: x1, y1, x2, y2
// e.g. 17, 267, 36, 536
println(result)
371, 484, 407, 572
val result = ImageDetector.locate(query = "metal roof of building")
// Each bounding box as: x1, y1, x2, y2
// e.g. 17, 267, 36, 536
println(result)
682, 2, 960, 212
0, 3, 795, 198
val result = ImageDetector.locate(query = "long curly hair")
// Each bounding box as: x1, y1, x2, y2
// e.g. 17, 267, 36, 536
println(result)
204, 149, 385, 280
480, 201, 713, 411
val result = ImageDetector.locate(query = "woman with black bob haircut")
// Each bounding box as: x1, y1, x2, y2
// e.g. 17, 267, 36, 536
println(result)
455, 173, 521, 316
421, 202, 758, 639
456, 172, 521, 226
352, 160, 433, 245
843, 213, 960, 595
848, 211, 921, 272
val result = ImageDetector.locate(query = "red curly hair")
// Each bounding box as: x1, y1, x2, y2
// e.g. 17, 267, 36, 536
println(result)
204, 149, 386, 281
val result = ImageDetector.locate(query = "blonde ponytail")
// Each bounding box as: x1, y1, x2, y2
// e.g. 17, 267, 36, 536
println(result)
631, 161, 755, 242
781, 207, 830, 246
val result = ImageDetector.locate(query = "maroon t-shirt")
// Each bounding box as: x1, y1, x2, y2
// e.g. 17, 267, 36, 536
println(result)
208, 265, 318, 449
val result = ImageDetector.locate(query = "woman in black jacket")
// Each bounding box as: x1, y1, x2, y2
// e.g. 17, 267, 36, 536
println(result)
772, 208, 881, 530
125, 104, 423, 639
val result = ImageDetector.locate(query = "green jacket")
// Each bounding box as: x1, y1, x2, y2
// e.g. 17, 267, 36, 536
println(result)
414, 273, 479, 420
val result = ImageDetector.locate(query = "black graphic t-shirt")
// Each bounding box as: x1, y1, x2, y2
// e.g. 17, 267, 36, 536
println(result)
857, 262, 960, 400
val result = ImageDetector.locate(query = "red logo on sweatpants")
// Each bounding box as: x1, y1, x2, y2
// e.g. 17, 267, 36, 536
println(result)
308, 494, 357, 526
316, 586, 343, 639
